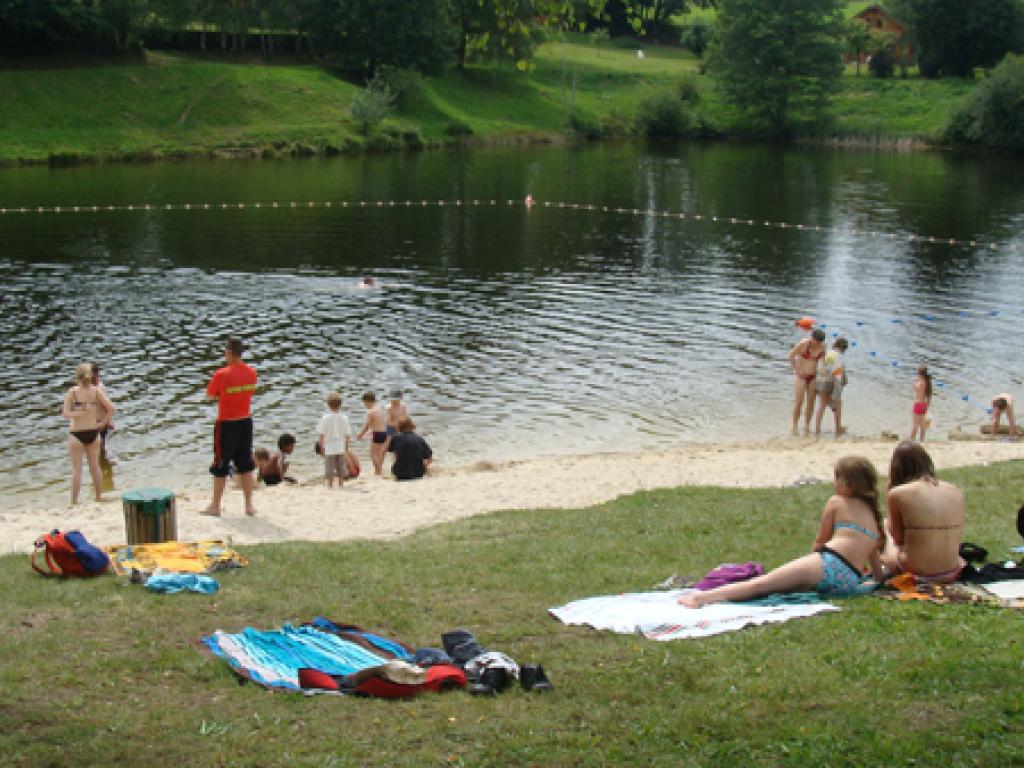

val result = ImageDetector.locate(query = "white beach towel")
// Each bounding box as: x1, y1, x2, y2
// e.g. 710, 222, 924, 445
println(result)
979, 580, 1024, 601
549, 590, 839, 641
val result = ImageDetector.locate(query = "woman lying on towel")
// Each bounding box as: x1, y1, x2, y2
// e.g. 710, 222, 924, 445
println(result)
679, 456, 885, 608
882, 441, 965, 583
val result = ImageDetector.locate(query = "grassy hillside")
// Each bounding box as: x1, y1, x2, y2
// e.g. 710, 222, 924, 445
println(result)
0, 35, 975, 164
2, 460, 1023, 765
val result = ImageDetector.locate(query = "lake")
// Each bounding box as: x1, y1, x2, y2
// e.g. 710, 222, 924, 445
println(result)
2, 141, 1023, 507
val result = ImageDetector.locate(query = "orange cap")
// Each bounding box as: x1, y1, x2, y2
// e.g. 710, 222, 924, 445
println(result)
795, 316, 816, 330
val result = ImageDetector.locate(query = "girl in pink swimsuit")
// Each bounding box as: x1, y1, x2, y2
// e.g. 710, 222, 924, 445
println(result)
909, 365, 932, 441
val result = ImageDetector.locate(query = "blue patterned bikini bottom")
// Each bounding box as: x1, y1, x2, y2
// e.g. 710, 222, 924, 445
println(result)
816, 548, 864, 595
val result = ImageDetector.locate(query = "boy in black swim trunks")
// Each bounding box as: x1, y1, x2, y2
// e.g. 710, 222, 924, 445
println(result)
356, 391, 388, 476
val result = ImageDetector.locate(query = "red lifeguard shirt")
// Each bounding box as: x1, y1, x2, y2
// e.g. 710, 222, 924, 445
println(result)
206, 361, 258, 421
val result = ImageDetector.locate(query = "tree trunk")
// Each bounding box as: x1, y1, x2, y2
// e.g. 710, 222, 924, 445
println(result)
200, 30, 206, 52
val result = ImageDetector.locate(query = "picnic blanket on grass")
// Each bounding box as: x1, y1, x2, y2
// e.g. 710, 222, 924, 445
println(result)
104, 540, 247, 576
878, 573, 1024, 608
549, 590, 839, 641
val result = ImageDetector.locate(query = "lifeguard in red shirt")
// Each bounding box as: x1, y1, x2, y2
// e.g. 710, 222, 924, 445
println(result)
201, 337, 259, 517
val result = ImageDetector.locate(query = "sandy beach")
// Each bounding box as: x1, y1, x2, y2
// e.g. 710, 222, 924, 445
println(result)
5, 436, 1022, 556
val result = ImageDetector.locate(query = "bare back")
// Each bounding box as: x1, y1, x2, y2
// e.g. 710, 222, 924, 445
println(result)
887, 479, 964, 577
63, 384, 111, 432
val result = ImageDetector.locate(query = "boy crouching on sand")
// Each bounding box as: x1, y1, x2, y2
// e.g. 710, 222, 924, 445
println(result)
317, 392, 351, 488
257, 434, 297, 485
357, 391, 388, 476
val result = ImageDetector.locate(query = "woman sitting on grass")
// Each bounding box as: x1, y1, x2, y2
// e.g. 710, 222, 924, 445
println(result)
882, 441, 965, 583
679, 456, 885, 608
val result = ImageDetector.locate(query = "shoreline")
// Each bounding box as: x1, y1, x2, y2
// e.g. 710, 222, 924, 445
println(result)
5, 436, 1021, 556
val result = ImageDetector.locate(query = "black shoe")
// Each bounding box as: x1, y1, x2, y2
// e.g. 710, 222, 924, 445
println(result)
519, 664, 553, 693
470, 667, 510, 696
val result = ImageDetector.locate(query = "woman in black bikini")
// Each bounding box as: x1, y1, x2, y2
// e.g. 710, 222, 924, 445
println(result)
61, 363, 115, 505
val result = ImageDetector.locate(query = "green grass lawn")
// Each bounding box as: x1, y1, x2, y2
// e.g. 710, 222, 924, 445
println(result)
3, 460, 1023, 766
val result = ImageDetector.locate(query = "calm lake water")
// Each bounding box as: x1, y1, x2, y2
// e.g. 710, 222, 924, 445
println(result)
2, 142, 1023, 507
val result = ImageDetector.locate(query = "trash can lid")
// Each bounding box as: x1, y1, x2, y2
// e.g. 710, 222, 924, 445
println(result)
122, 488, 174, 503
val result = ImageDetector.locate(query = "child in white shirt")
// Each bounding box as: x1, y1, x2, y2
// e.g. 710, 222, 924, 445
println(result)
317, 392, 351, 488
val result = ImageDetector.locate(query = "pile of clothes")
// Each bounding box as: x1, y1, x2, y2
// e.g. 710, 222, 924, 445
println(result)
201, 619, 552, 699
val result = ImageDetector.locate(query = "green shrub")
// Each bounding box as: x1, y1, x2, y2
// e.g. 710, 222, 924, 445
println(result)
681, 18, 714, 58
444, 120, 473, 137
569, 110, 603, 139
350, 80, 396, 134
636, 88, 695, 138
869, 47, 895, 78
677, 74, 700, 103
945, 54, 1024, 151
374, 67, 423, 107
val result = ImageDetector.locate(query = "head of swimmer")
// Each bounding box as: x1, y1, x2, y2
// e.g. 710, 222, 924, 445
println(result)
223, 337, 245, 363
833, 337, 848, 352
811, 329, 826, 345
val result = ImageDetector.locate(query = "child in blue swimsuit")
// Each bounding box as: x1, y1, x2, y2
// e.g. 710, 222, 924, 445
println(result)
679, 456, 886, 608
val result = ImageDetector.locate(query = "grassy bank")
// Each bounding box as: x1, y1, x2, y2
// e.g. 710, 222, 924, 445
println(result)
2, 461, 1023, 766
0, 36, 977, 165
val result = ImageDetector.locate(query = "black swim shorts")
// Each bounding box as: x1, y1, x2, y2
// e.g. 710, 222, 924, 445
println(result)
210, 417, 255, 477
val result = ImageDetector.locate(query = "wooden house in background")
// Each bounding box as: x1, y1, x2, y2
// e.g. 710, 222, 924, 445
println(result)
851, 4, 913, 64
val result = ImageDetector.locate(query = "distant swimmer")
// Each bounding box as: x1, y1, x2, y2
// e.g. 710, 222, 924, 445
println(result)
360, 276, 375, 288
991, 393, 1017, 436
525, 194, 534, 208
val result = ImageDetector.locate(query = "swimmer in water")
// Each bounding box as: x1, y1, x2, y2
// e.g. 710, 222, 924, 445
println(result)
525, 194, 534, 208
360, 276, 375, 288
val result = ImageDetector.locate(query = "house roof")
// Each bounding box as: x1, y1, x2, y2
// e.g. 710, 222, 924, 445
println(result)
854, 5, 893, 20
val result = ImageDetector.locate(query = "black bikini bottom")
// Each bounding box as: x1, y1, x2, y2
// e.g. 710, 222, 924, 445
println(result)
72, 430, 99, 446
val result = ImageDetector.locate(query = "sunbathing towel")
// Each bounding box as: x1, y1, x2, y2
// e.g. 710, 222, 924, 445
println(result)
105, 540, 247, 576
549, 590, 839, 641
202, 624, 390, 690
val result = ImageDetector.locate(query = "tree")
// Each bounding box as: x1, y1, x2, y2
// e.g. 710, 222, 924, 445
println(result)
95, 0, 150, 51
706, 0, 844, 137
306, 0, 454, 79
945, 53, 1024, 151
448, 0, 601, 70
681, 17, 713, 57
843, 17, 872, 76
890, 0, 1023, 78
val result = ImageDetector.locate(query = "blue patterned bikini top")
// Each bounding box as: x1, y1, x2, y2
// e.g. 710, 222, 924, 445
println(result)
834, 521, 880, 540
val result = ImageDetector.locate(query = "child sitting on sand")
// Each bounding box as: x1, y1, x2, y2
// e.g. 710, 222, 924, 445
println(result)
257, 434, 297, 486
356, 391, 388, 476
678, 456, 885, 608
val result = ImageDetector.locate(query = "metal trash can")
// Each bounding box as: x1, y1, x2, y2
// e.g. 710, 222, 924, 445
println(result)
122, 488, 177, 544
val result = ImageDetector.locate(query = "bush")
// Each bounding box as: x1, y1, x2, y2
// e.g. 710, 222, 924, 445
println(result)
945, 54, 1024, 151
350, 80, 396, 134
677, 74, 700, 104
373, 67, 423, 108
444, 120, 473, 137
869, 47, 895, 78
636, 88, 696, 138
681, 19, 714, 58
569, 111, 603, 139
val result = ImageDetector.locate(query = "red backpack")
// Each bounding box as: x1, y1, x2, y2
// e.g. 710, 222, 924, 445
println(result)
31, 530, 110, 577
